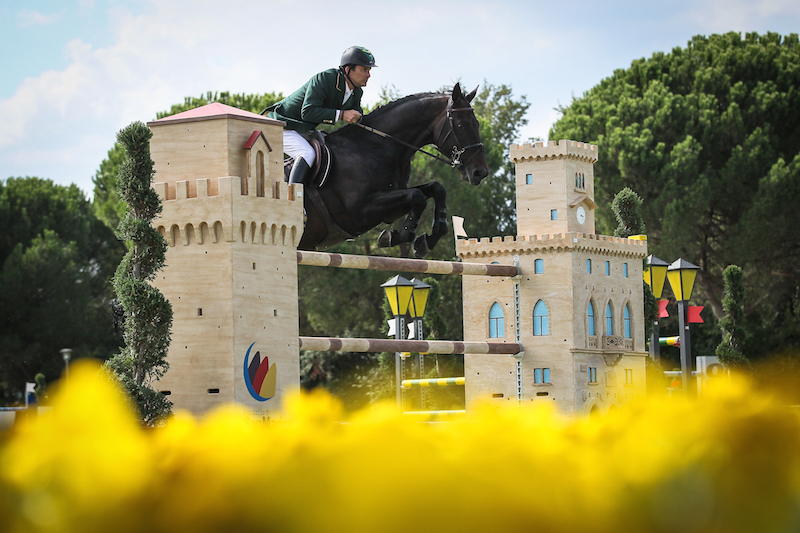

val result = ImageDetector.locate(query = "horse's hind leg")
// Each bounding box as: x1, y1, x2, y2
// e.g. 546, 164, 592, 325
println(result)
411, 181, 447, 258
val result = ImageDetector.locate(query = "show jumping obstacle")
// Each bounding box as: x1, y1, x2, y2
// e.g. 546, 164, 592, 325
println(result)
297, 249, 523, 414
401, 377, 466, 389
297, 251, 520, 277
298, 337, 521, 355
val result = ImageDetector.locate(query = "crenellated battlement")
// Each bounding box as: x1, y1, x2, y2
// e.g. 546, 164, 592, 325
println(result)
457, 232, 647, 260
152, 176, 304, 248
510, 139, 598, 164
153, 175, 301, 203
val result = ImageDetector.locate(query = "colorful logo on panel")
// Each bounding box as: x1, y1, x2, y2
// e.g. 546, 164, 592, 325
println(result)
243, 343, 277, 401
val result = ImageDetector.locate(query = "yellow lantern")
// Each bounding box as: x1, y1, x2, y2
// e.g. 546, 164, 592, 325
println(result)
644, 255, 669, 299
381, 275, 414, 317
408, 278, 431, 319
666, 258, 700, 301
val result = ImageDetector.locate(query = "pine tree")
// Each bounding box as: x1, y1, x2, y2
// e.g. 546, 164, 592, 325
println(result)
105, 122, 173, 425
716, 265, 750, 369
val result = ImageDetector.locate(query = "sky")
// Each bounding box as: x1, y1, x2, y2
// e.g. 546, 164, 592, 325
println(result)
2, 0, 799, 199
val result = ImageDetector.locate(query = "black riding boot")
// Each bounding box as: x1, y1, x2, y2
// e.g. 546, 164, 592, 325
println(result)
288, 157, 310, 185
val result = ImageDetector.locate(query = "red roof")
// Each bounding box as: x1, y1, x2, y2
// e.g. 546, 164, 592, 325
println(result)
243, 130, 272, 151
148, 102, 283, 126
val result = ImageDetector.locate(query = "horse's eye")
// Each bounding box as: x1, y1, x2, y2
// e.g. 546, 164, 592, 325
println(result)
457, 123, 466, 129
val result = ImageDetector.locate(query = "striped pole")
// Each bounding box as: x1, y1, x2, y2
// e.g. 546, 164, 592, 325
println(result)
401, 377, 465, 389
402, 410, 466, 419
297, 250, 519, 277
299, 337, 522, 355
660, 336, 680, 347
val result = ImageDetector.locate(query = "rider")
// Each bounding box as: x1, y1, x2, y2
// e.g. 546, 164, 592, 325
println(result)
267, 46, 377, 186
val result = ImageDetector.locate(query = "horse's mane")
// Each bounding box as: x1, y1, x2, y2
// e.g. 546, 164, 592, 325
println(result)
362, 91, 449, 122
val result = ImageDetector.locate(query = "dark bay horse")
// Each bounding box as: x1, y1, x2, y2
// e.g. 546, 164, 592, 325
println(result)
298, 83, 488, 258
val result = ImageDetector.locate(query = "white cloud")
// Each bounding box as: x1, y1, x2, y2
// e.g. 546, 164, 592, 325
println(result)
4, 0, 798, 197
16, 9, 60, 27
688, 0, 800, 32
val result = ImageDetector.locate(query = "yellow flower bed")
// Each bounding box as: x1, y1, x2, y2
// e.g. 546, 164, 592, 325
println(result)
2, 361, 800, 533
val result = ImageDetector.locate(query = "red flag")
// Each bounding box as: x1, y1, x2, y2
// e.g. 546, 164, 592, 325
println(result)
688, 305, 704, 323
658, 300, 669, 318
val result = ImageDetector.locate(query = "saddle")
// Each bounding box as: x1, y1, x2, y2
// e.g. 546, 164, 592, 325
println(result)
283, 130, 332, 188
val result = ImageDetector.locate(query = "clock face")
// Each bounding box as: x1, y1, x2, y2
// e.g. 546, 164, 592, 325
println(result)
576, 206, 586, 225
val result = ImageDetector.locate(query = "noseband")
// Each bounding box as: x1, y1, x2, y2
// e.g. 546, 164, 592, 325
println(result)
434, 102, 485, 169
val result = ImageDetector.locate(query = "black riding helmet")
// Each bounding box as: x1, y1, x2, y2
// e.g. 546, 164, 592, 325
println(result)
340, 46, 377, 68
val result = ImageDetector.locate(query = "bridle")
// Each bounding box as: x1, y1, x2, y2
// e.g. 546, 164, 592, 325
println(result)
355, 98, 484, 169
433, 101, 485, 169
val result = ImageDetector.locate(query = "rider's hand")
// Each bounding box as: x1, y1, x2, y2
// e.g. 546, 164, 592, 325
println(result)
342, 110, 362, 124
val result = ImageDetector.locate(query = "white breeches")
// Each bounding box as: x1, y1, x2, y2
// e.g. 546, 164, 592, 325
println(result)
283, 130, 315, 165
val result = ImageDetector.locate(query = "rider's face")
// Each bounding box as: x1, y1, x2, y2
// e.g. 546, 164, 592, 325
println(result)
347, 65, 371, 88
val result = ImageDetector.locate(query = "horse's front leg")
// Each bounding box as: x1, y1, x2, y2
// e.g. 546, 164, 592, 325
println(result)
410, 181, 447, 258
361, 188, 428, 250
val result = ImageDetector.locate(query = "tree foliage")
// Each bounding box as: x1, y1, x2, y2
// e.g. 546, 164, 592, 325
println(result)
0, 177, 124, 403
716, 265, 750, 369
611, 187, 645, 238
104, 122, 173, 425
551, 31, 800, 359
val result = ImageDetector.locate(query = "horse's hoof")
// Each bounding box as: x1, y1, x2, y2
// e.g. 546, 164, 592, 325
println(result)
413, 234, 430, 258
378, 229, 396, 248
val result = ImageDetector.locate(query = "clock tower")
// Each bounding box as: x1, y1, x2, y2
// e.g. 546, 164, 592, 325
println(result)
458, 140, 649, 417
514, 140, 598, 235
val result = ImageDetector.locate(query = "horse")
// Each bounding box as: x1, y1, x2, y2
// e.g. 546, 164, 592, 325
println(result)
297, 83, 489, 258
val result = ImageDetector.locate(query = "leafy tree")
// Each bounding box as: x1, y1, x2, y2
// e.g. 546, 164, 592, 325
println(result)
716, 265, 750, 369
551, 31, 800, 359
93, 143, 127, 229
611, 187, 645, 238
33, 373, 48, 404
104, 122, 173, 425
0, 177, 124, 403
155, 91, 283, 119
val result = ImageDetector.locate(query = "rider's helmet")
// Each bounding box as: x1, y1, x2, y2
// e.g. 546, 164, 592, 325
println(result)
340, 46, 377, 68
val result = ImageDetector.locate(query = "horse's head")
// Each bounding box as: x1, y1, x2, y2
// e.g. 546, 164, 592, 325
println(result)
437, 83, 489, 185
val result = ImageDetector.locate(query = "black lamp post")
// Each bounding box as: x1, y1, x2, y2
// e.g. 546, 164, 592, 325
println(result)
381, 275, 414, 409
408, 278, 431, 409
644, 255, 669, 362
666, 258, 700, 395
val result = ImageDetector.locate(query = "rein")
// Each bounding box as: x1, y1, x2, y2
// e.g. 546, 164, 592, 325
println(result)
354, 101, 484, 169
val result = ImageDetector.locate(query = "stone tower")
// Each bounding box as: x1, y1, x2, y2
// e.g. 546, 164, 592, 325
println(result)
147, 103, 303, 421
458, 140, 648, 417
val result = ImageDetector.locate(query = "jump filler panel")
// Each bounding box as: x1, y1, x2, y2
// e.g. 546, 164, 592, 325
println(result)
147, 103, 303, 421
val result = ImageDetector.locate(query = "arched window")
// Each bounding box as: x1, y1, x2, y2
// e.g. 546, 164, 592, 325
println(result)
489, 302, 504, 338
587, 300, 595, 336
534, 259, 543, 274
606, 302, 614, 335
624, 304, 632, 338
533, 300, 549, 336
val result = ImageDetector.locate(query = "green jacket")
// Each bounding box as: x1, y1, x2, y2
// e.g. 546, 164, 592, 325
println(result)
268, 68, 363, 133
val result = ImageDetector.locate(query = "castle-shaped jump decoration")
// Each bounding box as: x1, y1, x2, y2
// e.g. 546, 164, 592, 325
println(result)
147, 102, 647, 419
458, 140, 648, 416
147, 103, 303, 423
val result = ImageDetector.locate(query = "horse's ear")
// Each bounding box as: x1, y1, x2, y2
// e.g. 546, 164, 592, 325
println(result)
452, 83, 463, 102
466, 86, 478, 103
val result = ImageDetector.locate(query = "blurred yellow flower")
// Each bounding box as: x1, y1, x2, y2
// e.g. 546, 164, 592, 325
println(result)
2, 364, 800, 533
